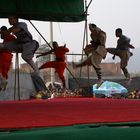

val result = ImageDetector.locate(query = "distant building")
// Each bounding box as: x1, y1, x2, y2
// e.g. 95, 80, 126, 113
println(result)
20, 63, 33, 73
18, 61, 122, 81
101, 62, 121, 76
67, 62, 122, 78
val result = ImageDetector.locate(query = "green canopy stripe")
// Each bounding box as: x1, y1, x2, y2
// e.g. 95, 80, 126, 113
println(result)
0, 0, 85, 22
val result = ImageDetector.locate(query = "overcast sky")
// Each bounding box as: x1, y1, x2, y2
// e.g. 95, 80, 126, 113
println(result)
0, 0, 140, 65
31, 0, 140, 61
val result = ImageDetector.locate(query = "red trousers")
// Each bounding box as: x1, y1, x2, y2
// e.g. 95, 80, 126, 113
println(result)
39, 61, 66, 80
0, 53, 13, 79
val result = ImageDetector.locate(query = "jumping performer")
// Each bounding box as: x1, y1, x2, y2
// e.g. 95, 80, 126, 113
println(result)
73, 23, 107, 84
36, 41, 69, 89
0, 15, 39, 76
107, 28, 135, 85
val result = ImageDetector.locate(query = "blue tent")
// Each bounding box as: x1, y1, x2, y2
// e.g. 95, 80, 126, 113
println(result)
93, 81, 128, 97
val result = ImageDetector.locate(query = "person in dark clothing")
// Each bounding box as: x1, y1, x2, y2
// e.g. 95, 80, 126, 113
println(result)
107, 28, 135, 85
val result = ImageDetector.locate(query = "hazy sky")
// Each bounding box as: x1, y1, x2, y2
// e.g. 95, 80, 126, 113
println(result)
31, 0, 140, 61
0, 0, 140, 65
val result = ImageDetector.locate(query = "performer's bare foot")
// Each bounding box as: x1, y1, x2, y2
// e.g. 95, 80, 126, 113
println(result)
126, 78, 132, 86
97, 79, 104, 84
96, 79, 104, 88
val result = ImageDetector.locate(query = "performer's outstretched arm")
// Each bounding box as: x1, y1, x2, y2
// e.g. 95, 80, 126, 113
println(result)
36, 49, 54, 58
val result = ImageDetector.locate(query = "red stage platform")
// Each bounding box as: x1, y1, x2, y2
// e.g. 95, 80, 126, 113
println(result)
0, 98, 140, 130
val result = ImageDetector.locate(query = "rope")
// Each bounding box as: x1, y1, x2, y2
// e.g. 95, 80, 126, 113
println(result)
28, 20, 53, 49
57, 23, 65, 44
